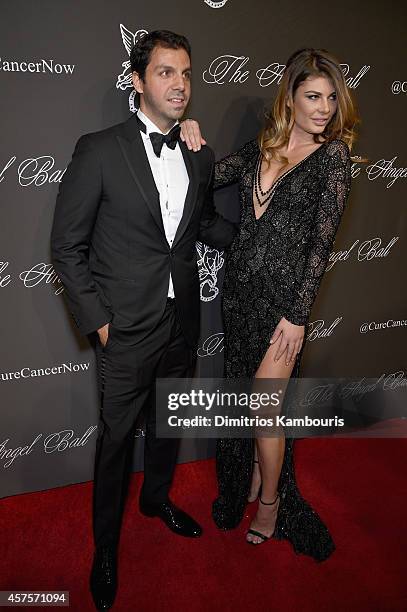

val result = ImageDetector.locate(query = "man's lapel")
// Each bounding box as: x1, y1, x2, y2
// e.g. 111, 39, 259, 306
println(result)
116, 113, 165, 237
172, 140, 199, 249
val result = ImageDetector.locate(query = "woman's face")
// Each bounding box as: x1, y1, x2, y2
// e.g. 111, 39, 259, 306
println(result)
291, 74, 338, 136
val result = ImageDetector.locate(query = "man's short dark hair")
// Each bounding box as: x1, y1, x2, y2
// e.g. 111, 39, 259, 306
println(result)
130, 30, 191, 80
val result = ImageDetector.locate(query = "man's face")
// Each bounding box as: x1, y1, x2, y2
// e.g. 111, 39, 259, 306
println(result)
132, 45, 191, 132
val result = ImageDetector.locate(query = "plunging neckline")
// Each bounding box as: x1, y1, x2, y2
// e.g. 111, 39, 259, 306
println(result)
252, 141, 327, 221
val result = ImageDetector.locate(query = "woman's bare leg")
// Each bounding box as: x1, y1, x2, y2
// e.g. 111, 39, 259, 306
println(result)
247, 442, 261, 502
247, 339, 296, 544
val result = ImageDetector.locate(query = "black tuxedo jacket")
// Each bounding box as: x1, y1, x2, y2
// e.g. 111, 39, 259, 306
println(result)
51, 113, 236, 348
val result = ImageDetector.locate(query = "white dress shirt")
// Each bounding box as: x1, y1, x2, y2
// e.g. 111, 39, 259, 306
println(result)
137, 109, 189, 298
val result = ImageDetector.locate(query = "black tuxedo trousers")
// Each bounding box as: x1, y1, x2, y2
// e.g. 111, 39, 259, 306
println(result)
93, 299, 194, 548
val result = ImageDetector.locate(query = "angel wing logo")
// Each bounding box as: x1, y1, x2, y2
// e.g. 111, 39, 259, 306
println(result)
116, 24, 148, 111
196, 241, 225, 302
204, 0, 230, 7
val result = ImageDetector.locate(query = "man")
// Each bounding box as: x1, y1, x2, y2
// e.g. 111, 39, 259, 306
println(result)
51, 30, 235, 610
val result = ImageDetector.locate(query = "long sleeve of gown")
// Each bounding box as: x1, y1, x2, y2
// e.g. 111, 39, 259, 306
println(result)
214, 139, 258, 189
284, 140, 351, 326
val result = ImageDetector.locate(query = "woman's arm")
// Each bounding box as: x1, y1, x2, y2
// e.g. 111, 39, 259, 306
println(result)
214, 140, 257, 189
284, 140, 352, 326
180, 120, 258, 190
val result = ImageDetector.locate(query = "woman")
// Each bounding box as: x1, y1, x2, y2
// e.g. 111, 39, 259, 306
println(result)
181, 48, 356, 560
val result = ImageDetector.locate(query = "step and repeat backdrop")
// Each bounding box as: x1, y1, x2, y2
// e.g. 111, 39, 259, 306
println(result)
1, 0, 406, 497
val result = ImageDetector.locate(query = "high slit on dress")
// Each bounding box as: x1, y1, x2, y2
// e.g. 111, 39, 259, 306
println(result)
211, 138, 352, 561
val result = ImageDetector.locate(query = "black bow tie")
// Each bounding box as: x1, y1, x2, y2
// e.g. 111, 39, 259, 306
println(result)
137, 115, 181, 157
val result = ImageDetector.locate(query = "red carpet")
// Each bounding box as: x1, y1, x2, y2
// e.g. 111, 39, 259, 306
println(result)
1, 438, 406, 611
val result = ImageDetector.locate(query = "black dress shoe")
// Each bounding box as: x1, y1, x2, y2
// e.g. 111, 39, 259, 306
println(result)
139, 500, 202, 537
90, 546, 117, 610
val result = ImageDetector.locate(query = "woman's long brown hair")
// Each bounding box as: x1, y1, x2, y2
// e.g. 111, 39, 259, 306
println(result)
259, 48, 359, 164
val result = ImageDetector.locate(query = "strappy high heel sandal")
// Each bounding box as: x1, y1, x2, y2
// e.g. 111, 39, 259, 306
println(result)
246, 493, 280, 544
247, 459, 262, 503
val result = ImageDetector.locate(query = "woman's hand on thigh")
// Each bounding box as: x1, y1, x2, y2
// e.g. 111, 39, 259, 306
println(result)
270, 318, 304, 366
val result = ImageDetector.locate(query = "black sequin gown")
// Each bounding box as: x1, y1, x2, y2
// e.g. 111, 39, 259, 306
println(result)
211, 138, 351, 561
